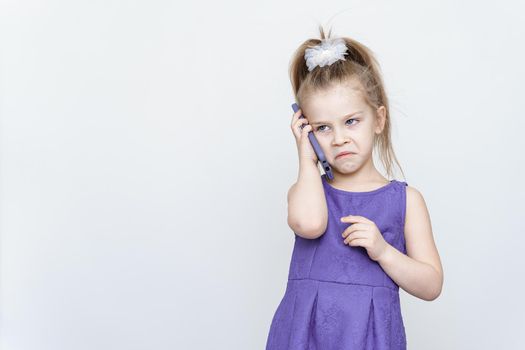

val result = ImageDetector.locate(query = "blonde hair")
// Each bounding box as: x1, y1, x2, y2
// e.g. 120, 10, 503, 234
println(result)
289, 25, 406, 181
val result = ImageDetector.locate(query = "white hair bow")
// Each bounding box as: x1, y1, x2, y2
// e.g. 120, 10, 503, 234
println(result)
304, 37, 349, 72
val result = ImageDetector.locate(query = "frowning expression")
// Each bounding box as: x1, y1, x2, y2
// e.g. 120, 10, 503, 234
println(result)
300, 80, 386, 173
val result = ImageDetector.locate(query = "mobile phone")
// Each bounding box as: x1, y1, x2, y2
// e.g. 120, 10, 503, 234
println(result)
291, 103, 334, 180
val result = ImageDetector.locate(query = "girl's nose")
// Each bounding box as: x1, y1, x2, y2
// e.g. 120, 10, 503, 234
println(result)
332, 129, 351, 146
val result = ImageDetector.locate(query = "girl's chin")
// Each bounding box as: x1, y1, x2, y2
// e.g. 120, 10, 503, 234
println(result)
332, 161, 360, 173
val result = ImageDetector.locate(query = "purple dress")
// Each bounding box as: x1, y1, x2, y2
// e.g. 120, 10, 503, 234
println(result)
266, 174, 408, 349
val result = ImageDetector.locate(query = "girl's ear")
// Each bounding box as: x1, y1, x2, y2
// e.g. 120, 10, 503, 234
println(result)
374, 106, 386, 134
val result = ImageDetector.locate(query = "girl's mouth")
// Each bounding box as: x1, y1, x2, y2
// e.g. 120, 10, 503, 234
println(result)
336, 152, 355, 159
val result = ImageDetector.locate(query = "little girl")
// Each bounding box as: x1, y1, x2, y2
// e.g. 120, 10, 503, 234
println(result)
265, 26, 444, 350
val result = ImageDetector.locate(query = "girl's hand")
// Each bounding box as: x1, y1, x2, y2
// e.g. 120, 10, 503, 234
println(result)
290, 108, 318, 165
340, 215, 390, 262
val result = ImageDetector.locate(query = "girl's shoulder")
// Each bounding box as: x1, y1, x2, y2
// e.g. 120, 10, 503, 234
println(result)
404, 184, 433, 241
405, 184, 425, 206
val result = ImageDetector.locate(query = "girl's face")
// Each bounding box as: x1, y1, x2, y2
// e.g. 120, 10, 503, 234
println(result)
301, 80, 386, 176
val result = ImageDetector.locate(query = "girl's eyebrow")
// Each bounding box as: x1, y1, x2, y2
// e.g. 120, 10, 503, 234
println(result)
310, 110, 363, 125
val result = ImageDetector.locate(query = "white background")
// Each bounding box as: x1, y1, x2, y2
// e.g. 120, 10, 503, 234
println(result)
1, 0, 524, 349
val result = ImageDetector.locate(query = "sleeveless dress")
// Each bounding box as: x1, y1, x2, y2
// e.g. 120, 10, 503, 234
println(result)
265, 174, 408, 350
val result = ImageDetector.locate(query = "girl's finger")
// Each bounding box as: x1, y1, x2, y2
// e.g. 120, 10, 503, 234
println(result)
347, 237, 368, 247
294, 117, 309, 131
342, 223, 367, 238
291, 118, 308, 138
344, 230, 367, 244
290, 109, 303, 126
301, 124, 312, 135
341, 215, 369, 224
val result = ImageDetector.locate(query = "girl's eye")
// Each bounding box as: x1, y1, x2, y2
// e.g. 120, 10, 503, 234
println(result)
316, 119, 358, 132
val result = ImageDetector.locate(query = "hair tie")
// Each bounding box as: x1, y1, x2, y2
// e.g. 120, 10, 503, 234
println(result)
304, 37, 349, 72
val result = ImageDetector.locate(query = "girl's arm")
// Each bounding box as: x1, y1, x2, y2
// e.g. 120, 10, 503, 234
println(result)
378, 186, 444, 301
287, 160, 328, 239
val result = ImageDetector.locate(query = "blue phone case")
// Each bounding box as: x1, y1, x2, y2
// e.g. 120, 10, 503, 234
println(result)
292, 103, 334, 180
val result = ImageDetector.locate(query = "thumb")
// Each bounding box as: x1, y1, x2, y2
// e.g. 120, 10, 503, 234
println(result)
302, 124, 312, 136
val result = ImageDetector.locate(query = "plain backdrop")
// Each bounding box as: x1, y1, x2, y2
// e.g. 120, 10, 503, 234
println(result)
1, 0, 524, 349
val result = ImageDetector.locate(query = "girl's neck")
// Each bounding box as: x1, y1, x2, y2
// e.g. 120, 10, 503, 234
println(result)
329, 163, 389, 191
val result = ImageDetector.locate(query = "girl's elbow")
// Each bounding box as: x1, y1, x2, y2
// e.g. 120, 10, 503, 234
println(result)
424, 290, 441, 301
288, 217, 327, 239
424, 282, 443, 301
423, 267, 444, 301
306, 223, 327, 239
